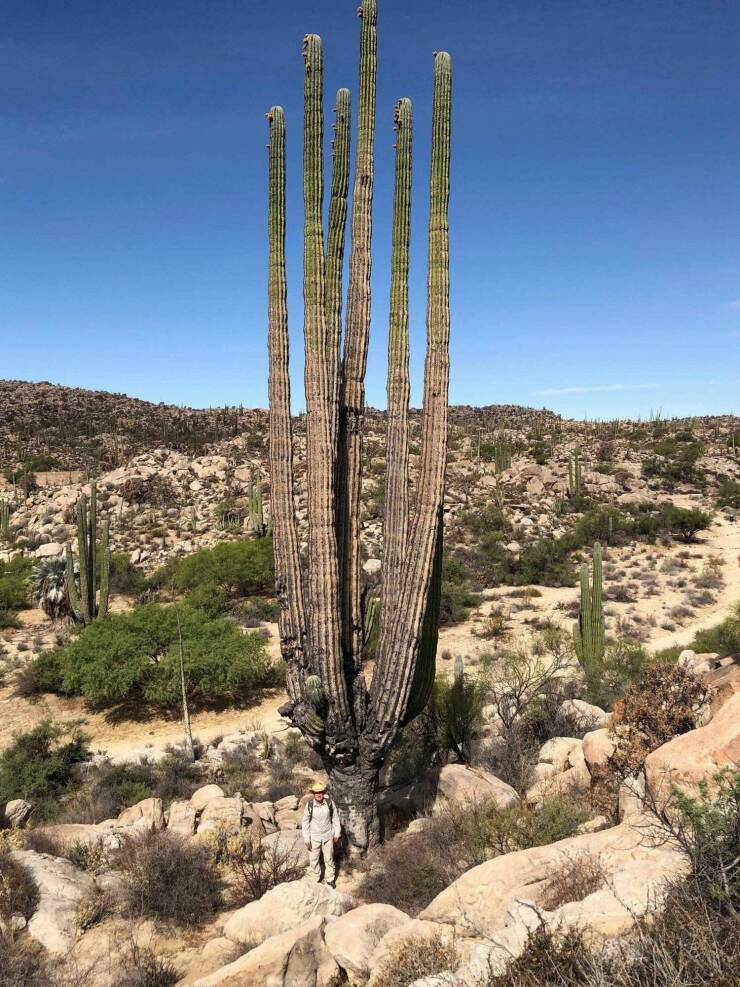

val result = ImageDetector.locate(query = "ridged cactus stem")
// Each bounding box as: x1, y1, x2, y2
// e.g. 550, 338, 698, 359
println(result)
266, 105, 308, 699
325, 88, 351, 445
0, 501, 9, 540
98, 520, 110, 619
302, 35, 348, 734
337, 0, 378, 671
249, 472, 265, 537
382, 97, 412, 608
65, 483, 110, 625
88, 482, 97, 620
76, 495, 91, 624
367, 51, 452, 743
573, 542, 605, 691
65, 544, 83, 622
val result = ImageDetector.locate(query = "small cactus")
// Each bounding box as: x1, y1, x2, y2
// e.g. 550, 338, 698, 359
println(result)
0, 500, 10, 541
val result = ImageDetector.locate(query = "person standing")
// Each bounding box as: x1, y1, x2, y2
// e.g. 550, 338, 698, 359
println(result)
301, 781, 341, 886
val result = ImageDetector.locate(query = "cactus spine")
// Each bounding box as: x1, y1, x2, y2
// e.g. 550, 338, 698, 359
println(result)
573, 542, 605, 692
65, 482, 110, 625
267, 1, 451, 852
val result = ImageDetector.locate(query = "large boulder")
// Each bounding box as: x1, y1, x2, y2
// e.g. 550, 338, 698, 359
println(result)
261, 828, 310, 868
525, 739, 590, 805
167, 800, 197, 835
197, 796, 244, 834
582, 728, 616, 770
223, 879, 354, 947
1, 799, 33, 828
324, 903, 411, 982
190, 784, 226, 813
367, 919, 457, 987
419, 818, 686, 943
433, 764, 518, 813
117, 797, 165, 832
558, 699, 611, 732
190, 916, 340, 987
10, 850, 96, 954
645, 692, 740, 807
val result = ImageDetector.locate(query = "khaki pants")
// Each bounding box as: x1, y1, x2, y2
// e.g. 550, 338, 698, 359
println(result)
308, 838, 335, 884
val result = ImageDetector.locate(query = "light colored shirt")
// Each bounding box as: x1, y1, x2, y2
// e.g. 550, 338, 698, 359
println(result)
302, 797, 341, 844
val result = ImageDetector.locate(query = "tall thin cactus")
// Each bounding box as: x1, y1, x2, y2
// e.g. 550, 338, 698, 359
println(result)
248, 472, 266, 537
266, 2, 451, 851
568, 451, 583, 498
573, 542, 605, 692
65, 482, 110, 625
0, 500, 10, 541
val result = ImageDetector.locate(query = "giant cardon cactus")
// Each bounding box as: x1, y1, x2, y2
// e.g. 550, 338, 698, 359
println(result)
266, 0, 451, 850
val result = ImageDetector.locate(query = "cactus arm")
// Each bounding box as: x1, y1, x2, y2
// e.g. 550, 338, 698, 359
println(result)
382, 98, 412, 608
336, 0, 378, 670
76, 495, 91, 624
98, 520, 110, 619
325, 87, 351, 445
65, 543, 83, 623
402, 512, 444, 724
266, 105, 308, 701
302, 34, 351, 744
366, 51, 452, 749
88, 482, 97, 618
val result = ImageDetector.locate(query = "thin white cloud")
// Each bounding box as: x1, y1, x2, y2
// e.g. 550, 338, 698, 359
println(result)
536, 383, 658, 396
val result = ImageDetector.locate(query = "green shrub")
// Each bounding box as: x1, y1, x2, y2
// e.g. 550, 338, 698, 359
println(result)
502, 537, 575, 588
642, 441, 703, 484
439, 555, 481, 625
0, 557, 31, 612
35, 604, 277, 711
0, 721, 90, 818
662, 505, 711, 542
717, 479, 740, 510
233, 596, 280, 626
655, 603, 740, 663
109, 553, 147, 596
148, 538, 273, 597
429, 660, 486, 762
115, 831, 222, 926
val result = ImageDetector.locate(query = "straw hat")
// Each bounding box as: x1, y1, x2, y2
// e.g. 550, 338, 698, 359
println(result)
309, 781, 328, 793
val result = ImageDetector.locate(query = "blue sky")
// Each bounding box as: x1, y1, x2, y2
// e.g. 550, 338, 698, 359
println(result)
3, 0, 740, 419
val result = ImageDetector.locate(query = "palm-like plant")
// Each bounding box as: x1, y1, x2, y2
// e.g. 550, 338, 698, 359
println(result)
29, 556, 74, 621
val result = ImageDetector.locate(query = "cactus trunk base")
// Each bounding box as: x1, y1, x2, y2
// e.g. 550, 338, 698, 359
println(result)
329, 762, 381, 853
